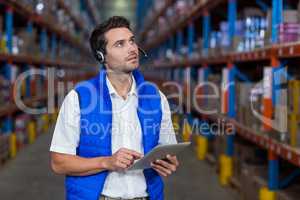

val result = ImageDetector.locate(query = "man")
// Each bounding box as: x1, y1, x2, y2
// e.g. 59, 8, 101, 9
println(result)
50, 16, 178, 200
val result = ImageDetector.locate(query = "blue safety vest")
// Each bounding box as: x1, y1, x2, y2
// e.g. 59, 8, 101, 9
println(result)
65, 69, 164, 200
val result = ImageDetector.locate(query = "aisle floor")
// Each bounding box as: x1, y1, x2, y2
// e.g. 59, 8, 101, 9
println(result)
0, 129, 240, 200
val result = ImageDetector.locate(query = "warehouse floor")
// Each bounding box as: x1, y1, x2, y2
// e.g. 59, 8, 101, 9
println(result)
0, 128, 239, 200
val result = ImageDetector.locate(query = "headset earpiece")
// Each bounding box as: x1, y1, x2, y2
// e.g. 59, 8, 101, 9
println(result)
96, 50, 105, 64
95, 47, 147, 64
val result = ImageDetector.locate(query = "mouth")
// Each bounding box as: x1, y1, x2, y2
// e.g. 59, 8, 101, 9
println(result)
126, 54, 138, 61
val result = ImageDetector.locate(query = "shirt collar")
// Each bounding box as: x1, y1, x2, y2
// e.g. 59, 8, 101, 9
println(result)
106, 74, 137, 98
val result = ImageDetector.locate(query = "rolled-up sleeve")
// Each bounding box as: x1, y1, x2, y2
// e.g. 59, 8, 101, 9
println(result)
50, 90, 80, 155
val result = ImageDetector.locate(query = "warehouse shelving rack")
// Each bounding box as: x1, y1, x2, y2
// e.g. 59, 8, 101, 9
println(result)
0, 1, 98, 161
57, 0, 89, 37
83, 0, 99, 25
137, 0, 175, 42
3, 0, 92, 55
139, 0, 300, 199
140, 0, 226, 50
0, 72, 95, 118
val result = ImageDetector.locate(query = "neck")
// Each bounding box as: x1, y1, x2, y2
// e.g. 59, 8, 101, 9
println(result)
106, 70, 133, 99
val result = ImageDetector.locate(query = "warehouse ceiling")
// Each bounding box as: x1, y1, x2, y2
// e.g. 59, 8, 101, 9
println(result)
96, 0, 137, 30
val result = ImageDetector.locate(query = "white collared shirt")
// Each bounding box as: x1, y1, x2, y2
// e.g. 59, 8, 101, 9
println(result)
50, 75, 177, 199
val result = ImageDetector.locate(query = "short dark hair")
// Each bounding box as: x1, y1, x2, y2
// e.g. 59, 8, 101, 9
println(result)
89, 16, 131, 62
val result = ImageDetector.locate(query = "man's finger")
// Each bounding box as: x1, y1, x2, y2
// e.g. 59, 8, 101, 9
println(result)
166, 155, 179, 166
119, 157, 132, 166
154, 168, 167, 177
151, 163, 167, 177
121, 148, 143, 159
156, 159, 176, 172
120, 152, 134, 162
151, 162, 171, 175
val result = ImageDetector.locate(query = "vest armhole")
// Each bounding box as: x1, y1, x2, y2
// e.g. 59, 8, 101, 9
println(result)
74, 89, 82, 110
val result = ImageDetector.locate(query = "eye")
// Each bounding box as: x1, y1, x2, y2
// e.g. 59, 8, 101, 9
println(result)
129, 38, 135, 44
115, 41, 124, 47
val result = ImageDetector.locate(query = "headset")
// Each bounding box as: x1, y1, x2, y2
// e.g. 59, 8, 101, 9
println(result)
95, 46, 148, 64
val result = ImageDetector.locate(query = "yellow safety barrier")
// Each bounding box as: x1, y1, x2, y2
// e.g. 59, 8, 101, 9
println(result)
28, 121, 36, 144
196, 135, 208, 160
51, 108, 58, 124
9, 133, 17, 158
42, 114, 49, 133
290, 80, 299, 114
21, 80, 26, 97
182, 120, 192, 142
219, 154, 233, 186
289, 80, 300, 147
289, 114, 298, 147
172, 114, 180, 135
259, 187, 276, 200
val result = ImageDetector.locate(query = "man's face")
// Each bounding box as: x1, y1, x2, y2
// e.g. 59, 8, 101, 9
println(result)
104, 27, 139, 73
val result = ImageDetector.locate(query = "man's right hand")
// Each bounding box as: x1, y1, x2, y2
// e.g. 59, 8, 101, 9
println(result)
104, 148, 143, 171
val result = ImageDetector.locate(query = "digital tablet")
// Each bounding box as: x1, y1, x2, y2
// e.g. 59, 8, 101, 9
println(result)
127, 142, 191, 171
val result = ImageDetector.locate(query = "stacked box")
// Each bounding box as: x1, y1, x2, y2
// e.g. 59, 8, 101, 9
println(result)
15, 114, 30, 150
174, 0, 195, 20
279, 23, 300, 43
153, 0, 166, 12
205, 74, 222, 114
273, 68, 288, 142
157, 16, 169, 35
236, 82, 262, 132
0, 75, 10, 105
207, 7, 268, 54
219, 21, 231, 53
279, 10, 300, 43
209, 31, 222, 57
17, 29, 39, 56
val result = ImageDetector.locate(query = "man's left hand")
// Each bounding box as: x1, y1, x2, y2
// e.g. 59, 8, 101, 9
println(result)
151, 154, 179, 177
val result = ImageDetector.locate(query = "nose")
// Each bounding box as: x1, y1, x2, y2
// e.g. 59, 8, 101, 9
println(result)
128, 42, 137, 53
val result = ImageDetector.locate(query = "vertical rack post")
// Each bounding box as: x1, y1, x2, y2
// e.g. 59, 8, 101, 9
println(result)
25, 21, 33, 97
202, 10, 211, 57
136, 0, 143, 30
4, 6, 16, 158
271, 0, 282, 43
228, 0, 237, 48
176, 30, 183, 57
176, 30, 184, 86
226, 63, 236, 157
259, 1, 281, 199
39, 28, 47, 84
196, 65, 210, 160
219, 0, 237, 186
51, 34, 57, 60
188, 22, 195, 59
6, 6, 13, 54
40, 28, 48, 57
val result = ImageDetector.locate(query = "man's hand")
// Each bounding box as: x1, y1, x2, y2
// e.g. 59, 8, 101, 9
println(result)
104, 148, 142, 171
151, 154, 179, 177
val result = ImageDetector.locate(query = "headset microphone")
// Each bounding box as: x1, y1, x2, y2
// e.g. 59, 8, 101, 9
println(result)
138, 47, 148, 58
